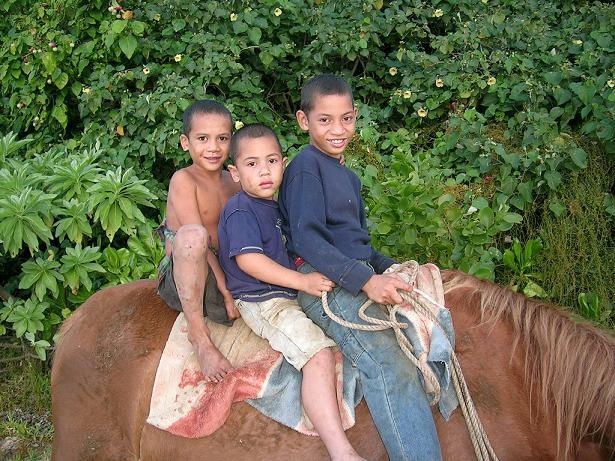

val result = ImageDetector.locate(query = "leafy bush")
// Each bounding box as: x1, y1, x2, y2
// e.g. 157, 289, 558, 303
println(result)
1, 0, 613, 355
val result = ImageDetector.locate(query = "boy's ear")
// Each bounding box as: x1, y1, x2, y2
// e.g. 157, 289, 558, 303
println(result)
227, 164, 241, 183
282, 156, 289, 168
295, 110, 309, 131
179, 133, 189, 151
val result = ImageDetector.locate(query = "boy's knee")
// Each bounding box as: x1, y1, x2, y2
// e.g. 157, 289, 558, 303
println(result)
174, 224, 208, 252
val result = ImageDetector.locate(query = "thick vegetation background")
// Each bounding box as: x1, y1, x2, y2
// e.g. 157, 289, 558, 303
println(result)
0, 0, 614, 457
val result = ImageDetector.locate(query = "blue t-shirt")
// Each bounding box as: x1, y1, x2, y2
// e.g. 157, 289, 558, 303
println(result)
218, 191, 297, 302
279, 145, 394, 296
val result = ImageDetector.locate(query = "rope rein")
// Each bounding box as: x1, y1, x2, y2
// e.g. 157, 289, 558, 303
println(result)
319, 269, 499, 461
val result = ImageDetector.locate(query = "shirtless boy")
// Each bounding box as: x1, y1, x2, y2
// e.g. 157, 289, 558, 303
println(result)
157, 100, 241, 383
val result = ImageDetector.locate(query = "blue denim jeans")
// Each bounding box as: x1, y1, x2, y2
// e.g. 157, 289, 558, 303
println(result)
298, 263, 443, 461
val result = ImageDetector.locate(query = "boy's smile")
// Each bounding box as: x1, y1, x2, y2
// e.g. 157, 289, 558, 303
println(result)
180, 112, 232, 173
296, 93, 357, 158
229, 135, 284, 200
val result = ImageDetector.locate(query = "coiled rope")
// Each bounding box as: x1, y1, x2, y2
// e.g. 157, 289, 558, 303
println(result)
319, 265, 499, 461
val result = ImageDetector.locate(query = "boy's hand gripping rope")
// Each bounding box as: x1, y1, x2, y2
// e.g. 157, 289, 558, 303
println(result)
319, 265, 499, 461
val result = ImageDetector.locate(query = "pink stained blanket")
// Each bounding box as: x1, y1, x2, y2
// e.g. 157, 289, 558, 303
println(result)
146, 314, 361, 438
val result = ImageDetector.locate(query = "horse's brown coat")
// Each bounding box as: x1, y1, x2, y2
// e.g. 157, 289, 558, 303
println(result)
51, 272, 614, 461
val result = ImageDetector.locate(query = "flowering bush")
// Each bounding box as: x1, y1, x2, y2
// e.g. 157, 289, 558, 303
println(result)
0, 0, 613, 352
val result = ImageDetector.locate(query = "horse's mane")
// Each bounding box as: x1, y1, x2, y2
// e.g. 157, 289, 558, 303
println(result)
442, 271, 615, 459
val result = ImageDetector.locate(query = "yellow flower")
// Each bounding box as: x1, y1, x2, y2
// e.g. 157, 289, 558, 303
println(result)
481, 0, 488, 3
403, 90, 412, 99
230, 12, 238, 21
82, 87, 91, 94
435, 78, 444, 88
417, 108, 428, 118
487, 76, 496, 86
394, 89, 402, 97
608, 79, 615, 88
389, 67, 398, 76
433, 9, 444, 18
174, 54, 182, 62
235, 121, 244, 130
143, 66, 150, 75
274, 7, 282, 17
572, 39, 583, 45
153, 13, 161, 21
122, 10, 134, 20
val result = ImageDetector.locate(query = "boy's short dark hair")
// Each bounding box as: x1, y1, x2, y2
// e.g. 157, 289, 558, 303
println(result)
182, 99, 232, 135
300, 74, 354, 113
229, 124, 282, 163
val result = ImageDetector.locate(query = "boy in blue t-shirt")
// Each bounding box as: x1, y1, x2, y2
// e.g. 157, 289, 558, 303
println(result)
218, 124, 365, 461
278, 74, 443, 461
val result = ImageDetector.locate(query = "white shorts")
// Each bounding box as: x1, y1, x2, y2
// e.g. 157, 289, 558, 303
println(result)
235, 297, 336, 370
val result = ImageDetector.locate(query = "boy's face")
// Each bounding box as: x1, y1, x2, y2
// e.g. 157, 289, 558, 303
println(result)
179, 112, 232, 173
228, 135, 284, 200
296, 93, 357, 159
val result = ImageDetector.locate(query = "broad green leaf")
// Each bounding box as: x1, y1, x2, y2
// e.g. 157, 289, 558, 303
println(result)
118, 34, 138, 59
54, 72, 69, 90
478, 207, 494, 228
111, 20, 127, 33
569, 148, 587, 168
172, 18, 186, 31
51, 103, 68, 128
543, 71, 562, 86
544, 170, 561, 190
548, 201, 566, 217
248, 27, 262, 44
259, 51, 273, 66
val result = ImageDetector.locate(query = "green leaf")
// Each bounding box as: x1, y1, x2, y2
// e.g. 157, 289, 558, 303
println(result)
111, 20, 128, 33
51, 103, 68, 128
478, 207, 494, 228
41, 52, 56, 74
569, 148, 587, 168
248, 27, 262, 44
548, 201, 566, 217
544, 71, 562, 85
172, 18, 186, 32
544, 170, 561, 190
377, 222, 391, 234
471, 197, 489, 210
259, 51, 273, 66
54, 72, 69, 90
553, 88, 571, 105
523, 280, 547, 298
118, 34, 138, 59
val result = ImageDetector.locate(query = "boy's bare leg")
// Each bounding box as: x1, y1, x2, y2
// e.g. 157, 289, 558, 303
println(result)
172, 224, 233, 382
302, 348, 367, 461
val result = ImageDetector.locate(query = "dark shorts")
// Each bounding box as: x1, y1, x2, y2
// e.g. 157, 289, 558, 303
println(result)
157, 255, 232, 326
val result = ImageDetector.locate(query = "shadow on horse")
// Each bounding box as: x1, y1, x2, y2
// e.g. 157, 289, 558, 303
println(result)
51, 270, 614, 460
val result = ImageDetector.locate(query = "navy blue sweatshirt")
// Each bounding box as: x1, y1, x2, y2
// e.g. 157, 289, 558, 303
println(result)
279, 145, 394, 295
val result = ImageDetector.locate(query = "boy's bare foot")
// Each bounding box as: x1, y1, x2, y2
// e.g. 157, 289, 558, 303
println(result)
195, 342, 233, 383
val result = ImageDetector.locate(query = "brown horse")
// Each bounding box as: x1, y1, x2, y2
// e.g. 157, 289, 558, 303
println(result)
51, 271, 614, 461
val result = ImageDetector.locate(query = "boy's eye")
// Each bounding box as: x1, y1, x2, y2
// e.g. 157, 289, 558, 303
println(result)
219, 136, 229, 142
198, 136, 207, 141
319, 117, 329, 124
246, 161, 256, 167
343, 115, 354, 122
269, 158, 278, 164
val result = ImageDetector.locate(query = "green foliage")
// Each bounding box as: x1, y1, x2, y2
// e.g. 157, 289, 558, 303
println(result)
0, 0, 613, 361
502, 239, 547, 298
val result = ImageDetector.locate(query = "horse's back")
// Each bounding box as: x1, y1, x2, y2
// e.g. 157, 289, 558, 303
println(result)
51, 279, 176, 461
51, 280, 387, 460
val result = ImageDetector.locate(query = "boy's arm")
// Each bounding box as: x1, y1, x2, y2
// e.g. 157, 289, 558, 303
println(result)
283, 172, 374, 295
167, 170, 204, 225
284, 171, 411, 304
235, 253, 333, 297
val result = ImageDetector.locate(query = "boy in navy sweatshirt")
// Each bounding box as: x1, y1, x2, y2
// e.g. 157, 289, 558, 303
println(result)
279, 74, 443, 461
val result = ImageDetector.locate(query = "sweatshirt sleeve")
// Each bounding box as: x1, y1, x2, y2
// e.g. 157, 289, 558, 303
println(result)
284, 171, 374, 295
